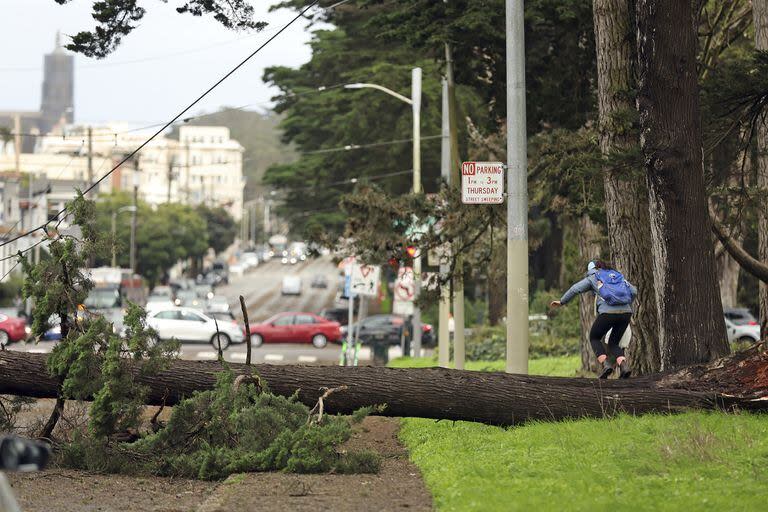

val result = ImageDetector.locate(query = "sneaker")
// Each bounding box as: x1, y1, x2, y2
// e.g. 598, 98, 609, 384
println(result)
598, 361, 613, 379
618, 360, 631, 379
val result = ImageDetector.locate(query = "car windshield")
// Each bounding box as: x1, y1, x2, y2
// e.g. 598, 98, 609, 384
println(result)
84, 288, 120, 309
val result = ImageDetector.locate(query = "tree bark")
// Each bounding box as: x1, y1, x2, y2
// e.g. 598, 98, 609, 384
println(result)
754, 0, 768, 338
576, 215, 602, 373
0, 351, 766, 427
635, 0, 729, 369
593, 0, 661, 375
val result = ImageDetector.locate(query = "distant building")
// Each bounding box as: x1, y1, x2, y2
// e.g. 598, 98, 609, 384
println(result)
0, 32, 75, 153
0, 124, 245, 220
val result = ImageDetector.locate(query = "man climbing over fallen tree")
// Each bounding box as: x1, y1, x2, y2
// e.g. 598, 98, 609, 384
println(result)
551, 260, 637, 379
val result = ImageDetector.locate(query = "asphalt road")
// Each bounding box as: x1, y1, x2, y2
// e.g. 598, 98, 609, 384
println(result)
7, 256, 404, 365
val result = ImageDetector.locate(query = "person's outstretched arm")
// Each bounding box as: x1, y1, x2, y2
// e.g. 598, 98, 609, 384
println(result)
550, 278, 591, 308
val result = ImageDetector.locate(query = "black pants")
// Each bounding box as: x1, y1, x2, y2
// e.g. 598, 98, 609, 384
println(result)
589, 313, 631, 359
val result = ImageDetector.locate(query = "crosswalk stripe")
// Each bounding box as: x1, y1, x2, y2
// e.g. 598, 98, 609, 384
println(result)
297, 355, 317, 363
28, 348, 49, 354
229, 353, 246, 361
196, 351, 218, 360
264, 354, 284, 362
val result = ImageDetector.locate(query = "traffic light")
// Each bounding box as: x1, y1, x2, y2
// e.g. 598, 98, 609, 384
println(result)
405, 245, 417, 258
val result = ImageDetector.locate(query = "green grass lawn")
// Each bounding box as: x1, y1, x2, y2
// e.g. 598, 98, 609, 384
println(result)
391, 356, 768, 511
388, 354, 581, 376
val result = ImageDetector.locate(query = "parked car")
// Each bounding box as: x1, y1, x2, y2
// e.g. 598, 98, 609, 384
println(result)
725, 315, 760, 344
206, 295, 230, 313
210, 260, 229, 285
318, 307, 351, 326
146, 307, 244, 349
0, 313, 30, 345
341, 314, 434, 347
281, 275, 302, 295
249, 312, 341, 348
206, 310, 237, 324
310, 274, 328, 289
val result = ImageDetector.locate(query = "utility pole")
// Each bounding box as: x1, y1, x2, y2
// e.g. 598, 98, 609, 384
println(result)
250, 201, 258, 245
445, 41, 465, 369
13, 114, 21, 174
185, 143, 191, 204
166, 154, 174, 203
438, 76, 451, 368
264, 200, 271, 239
87, 126, 93, 185
411, 67, 424, 357
130, 157, 139, 273
506, 0, 529, 374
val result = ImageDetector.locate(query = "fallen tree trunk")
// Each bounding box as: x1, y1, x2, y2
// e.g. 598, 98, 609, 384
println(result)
0, 348, 766, 426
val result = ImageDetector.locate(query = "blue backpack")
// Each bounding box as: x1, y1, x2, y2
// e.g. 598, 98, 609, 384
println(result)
595, 269, 632, 306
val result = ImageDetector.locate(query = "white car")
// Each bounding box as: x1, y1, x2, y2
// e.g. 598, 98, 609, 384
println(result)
281, 275, 302, 295
146, 307, 244, 349
725, 317, 760, 344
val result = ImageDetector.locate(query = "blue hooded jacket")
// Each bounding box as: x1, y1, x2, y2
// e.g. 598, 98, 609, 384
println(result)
559, 268, 637, 314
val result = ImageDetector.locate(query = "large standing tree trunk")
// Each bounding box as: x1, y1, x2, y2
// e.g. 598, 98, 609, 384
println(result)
1, 351, 767, 427
754, 0, 768, 338
593, 0, 661, 375
576, 215, 602, 373
635, 0, 729, 369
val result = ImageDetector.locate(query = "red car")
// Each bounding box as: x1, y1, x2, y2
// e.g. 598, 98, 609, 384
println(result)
0, 314, 30, 345
249, 312, 341, 348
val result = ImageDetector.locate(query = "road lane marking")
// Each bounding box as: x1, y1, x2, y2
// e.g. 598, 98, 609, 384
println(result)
229, 353, 246, 361
264, 354, 284, 362
297, 355, 317, 363
196, 351, 219, 360
28, 348, 50, 354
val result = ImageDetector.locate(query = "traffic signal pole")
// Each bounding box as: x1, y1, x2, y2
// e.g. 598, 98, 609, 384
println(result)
506, 0, 529, 374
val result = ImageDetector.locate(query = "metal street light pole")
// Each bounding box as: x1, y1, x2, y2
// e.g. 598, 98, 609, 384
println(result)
344, 67, 424, 355
112, 205, 137, 267
506, 0, 529, 374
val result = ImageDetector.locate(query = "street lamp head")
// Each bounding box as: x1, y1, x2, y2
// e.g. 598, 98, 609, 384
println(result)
344, 84, 364, 89
118, 205, 137, 214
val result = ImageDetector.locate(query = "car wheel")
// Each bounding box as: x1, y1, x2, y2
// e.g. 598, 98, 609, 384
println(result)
250, 333, 263, 348
0, 330, 9, 346
738, 336, 757, 345
211, 332, 231, 351
312, 333, 328, 349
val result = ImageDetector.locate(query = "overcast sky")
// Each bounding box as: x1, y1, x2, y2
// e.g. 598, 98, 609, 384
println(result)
0, 0, 315, 125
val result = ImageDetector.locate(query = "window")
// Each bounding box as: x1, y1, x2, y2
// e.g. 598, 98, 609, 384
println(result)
155, 311, 178, 320
295, 315, 315, 325
180, 311, 205, 322
273, 315, 294, 326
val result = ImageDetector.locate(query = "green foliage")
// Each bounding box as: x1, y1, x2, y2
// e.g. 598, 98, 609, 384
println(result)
55, 0, 266, 58
0, 395, 35, 433
60, 371, 380, 480
94, 193, 209, 285
0, 272, 23, 307
21, 194, 174, 442
196, 205, 237, 254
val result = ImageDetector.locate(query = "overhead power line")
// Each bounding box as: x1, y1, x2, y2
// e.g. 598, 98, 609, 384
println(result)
0, 0, 320, 251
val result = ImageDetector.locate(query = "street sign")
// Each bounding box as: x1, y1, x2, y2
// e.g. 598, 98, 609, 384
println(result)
350, 264, 380, 297
392, 266, 415, 315
461, 161, 504, 204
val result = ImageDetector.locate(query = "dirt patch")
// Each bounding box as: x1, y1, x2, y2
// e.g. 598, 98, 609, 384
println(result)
7, 469, 217, 512
4, 415, 431, 512
202, 416, 432, 512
